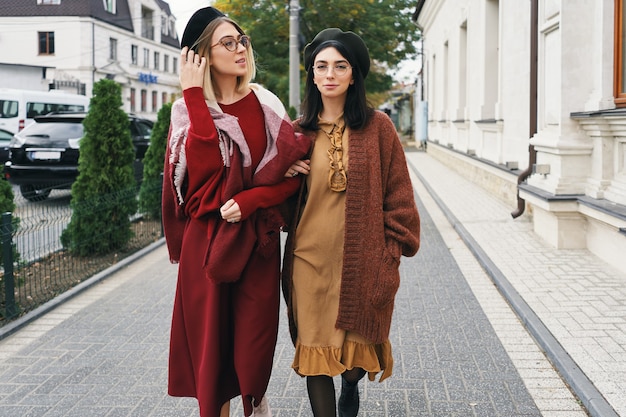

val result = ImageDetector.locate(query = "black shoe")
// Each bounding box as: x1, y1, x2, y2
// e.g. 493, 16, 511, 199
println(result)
338, 377, 359, 417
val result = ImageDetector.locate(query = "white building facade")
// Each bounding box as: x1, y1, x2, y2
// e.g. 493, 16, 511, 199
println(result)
0, 0, 182, 121
415, 0, 626, 273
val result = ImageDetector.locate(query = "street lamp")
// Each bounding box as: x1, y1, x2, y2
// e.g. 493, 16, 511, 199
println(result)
289, 0, 300, 111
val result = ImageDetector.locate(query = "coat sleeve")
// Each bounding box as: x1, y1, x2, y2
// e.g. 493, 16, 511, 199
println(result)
181, 89, 225, 219
379, 113, 421, 258
161, 89, 224, 262
161, 125, 187, 263
233, 176, 301, 220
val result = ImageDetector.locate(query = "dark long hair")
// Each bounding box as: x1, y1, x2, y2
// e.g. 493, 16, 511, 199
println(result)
299, 40, 373, 131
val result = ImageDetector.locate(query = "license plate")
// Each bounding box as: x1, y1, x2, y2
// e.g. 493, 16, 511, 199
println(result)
32, 151, 61, 160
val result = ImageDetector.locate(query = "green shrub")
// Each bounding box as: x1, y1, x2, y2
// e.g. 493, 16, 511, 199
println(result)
0, 177, 20, 269
61, 79, 137, 256
288, 105, 297, 121
138, 102, 171, 219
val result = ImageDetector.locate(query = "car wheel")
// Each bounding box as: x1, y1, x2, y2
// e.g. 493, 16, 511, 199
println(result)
20, 185, 52, 202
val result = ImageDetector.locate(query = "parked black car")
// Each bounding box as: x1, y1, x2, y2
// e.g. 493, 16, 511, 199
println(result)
4, 112, 153, 201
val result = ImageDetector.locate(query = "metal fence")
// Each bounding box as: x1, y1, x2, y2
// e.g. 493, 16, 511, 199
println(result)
0, 179, 163, 326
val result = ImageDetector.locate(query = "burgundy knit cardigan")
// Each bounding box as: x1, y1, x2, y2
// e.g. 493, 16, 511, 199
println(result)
281, 110, 421, 345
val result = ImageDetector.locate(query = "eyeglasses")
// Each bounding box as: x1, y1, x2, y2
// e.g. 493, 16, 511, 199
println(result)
313, 63, 352, 76
211, 35, 251, 52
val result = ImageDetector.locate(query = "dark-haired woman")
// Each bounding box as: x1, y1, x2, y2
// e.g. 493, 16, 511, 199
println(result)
281, 28, 421, 417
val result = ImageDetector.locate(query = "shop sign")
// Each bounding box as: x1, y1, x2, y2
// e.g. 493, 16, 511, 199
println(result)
138, 72, 158, 84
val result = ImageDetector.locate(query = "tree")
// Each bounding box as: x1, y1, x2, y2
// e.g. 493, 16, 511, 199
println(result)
213, 0, 420, 105
61, 79, 137, 256
138, 102, 171, 219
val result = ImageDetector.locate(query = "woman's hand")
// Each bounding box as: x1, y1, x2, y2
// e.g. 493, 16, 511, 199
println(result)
220, 199, 242, 223
284, 159, 311, 178
179, 46, 207, 90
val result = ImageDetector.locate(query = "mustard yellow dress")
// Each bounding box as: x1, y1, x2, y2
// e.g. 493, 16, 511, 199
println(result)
291, 116, 393, 382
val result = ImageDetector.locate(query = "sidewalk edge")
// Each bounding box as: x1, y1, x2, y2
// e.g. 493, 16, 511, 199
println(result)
407, 158, 619, 417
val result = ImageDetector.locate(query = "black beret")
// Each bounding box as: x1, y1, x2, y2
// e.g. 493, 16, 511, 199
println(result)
303, 28, 370, 78
181, 7, 225, 49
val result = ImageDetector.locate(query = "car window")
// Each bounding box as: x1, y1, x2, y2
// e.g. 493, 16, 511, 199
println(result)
135, 120, 152, 137
129, 122, 139, 137
0, 130, 13, 141
19, 122, 83, 140
0, 100, 19, 118
26, 102, 86, 118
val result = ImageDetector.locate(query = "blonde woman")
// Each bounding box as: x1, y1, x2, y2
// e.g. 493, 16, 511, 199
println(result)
162, 7, 310, 417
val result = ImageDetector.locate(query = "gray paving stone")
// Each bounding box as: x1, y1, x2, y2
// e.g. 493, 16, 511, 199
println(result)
0, 149, 617, 416
407, 150, 624, 417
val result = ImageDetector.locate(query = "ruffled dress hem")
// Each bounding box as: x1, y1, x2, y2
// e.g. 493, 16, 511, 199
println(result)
291, 339, 393, 382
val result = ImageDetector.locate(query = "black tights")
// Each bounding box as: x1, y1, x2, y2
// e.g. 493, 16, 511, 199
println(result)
342, 367, 366, 385
307, 375, 336, 417
306, 368, 366, 417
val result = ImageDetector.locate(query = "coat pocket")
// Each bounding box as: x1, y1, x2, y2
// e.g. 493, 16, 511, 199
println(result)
369, 248, 401, 309
203, 217, 256, 284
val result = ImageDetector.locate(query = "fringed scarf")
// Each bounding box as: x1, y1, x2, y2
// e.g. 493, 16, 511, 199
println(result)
168, 84, 310, 283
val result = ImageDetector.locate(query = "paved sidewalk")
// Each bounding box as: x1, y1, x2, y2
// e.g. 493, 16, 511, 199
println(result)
0, 148, 621, 416
406, 148, 625, 417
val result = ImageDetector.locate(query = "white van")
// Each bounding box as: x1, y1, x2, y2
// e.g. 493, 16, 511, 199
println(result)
0, 89, 90, 134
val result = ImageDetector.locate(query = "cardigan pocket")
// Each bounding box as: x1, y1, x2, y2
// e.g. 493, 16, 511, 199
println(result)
369, 248, 401, 309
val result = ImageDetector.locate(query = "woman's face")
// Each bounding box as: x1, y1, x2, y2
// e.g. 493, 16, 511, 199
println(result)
209, 22, 249, 78
312, 47, 354, 101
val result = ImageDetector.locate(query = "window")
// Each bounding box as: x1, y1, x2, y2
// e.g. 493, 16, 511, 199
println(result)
141, 89, 147, 112
173, 57, 178, 74
130, 88, 136, 113
162, 92, 167, 106
160, 17, 176, 38
38, 0, 61, 4
0, 100, 19, 118
457, 21, 468, 119
443, 41, 449, 119
170, 21, 176, 38
131, 45, 138, 65
481, 0, 500, 119
109, 38, 117, 61
38, 32, 55, 55
26, 102, 85, 118
616, 0, 626, 106
154, 52, 160, 71
163, 54, 169, 72
142, 7, 155, 40
143, 48, 149, 68
161, 16, 168, 36
103, 0, 116, 13
152, 91, 158, 112
132, 119, 153, 138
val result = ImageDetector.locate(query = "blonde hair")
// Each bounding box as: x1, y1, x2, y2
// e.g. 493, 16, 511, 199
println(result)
190, 17, 256, 102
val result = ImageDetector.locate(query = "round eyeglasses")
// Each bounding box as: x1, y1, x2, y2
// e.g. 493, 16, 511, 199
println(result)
211, 35, 251, 52
312, 63, 352, 76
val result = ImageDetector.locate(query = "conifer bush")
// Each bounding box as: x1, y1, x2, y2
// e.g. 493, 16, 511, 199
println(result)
138, 102, 171, 219
0, 177, 19, 268
61, 79, 137, 256
288, 106, 297, 121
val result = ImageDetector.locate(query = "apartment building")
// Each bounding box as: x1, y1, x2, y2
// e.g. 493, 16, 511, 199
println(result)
0, 0, 182, 121
414, 0, 626, 273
